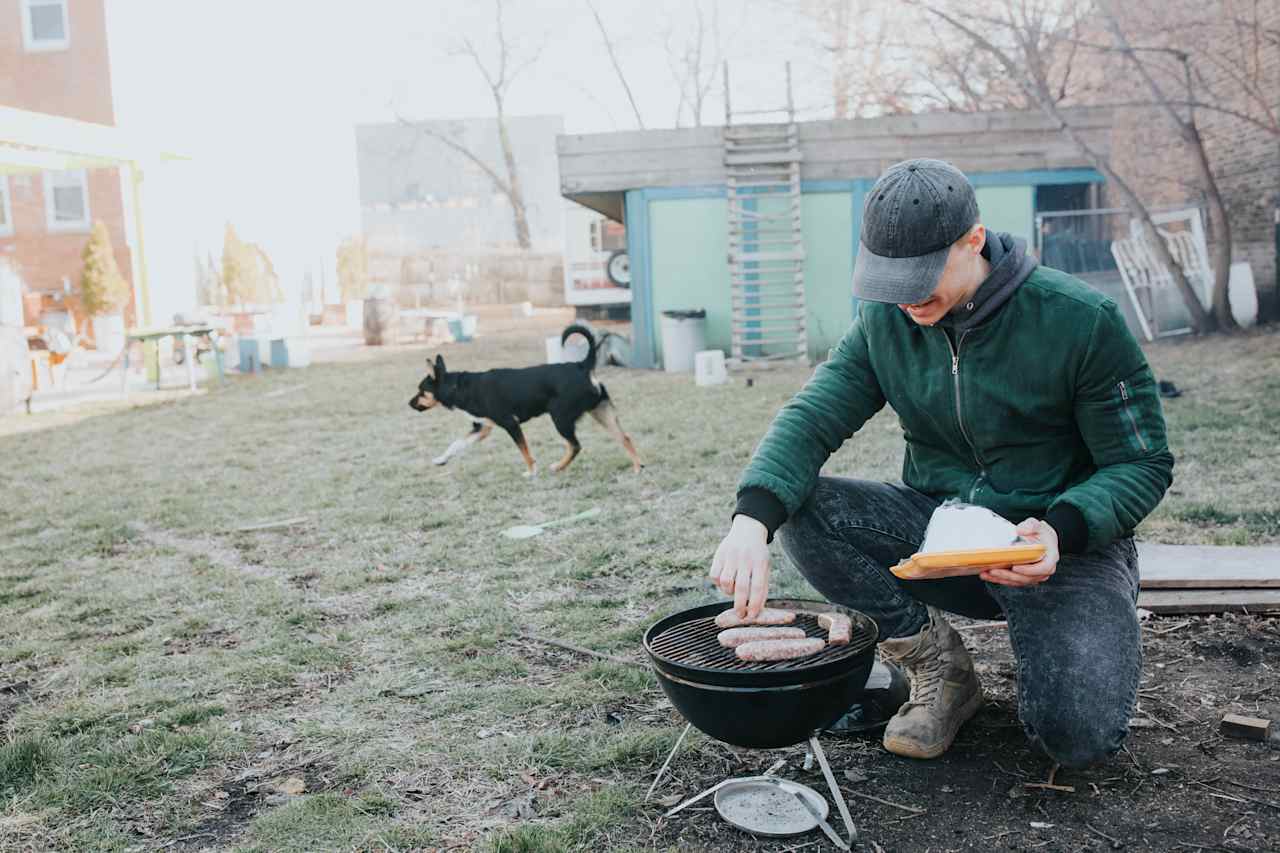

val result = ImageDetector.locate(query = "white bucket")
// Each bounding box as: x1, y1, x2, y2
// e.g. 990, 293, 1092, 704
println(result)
92, 313, 126, 355
1228, 262, 1259, 328
344, 299, 364, 330
545, 335, 564, 364
285, 336, 311, 368
695, 349, 728, 386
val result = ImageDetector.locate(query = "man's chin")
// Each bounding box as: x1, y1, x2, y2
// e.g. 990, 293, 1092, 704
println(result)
906, 309, 942, 326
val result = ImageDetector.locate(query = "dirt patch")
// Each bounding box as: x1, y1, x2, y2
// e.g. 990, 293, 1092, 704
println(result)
136, 525, 268, 577
0, 679, 32, 729
639, 614, 1280, 853
168, 751, 341, 850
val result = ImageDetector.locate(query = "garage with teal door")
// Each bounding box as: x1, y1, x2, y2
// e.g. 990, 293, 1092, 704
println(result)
557, 107, 1113, 368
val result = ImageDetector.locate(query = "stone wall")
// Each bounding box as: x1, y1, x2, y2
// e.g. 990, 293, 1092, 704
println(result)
368, 249, 566, 307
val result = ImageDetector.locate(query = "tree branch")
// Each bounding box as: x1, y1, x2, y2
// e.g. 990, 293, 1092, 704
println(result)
914, 0, 1215, 333
586, 0, 645, 129
394, 113, 512, 197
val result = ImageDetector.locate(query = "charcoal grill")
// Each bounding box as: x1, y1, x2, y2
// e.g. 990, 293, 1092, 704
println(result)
644, 598, 877, 747
643, 599, 880, 848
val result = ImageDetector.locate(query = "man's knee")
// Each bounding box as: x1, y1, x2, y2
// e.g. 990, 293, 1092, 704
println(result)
1025, 708, 1128, 769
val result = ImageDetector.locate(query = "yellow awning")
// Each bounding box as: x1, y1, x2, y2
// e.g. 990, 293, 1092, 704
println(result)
0, 105, 187, 170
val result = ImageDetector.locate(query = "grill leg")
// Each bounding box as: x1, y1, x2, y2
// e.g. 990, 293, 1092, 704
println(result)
645, 722, 692, 801
809, 735, 858, 846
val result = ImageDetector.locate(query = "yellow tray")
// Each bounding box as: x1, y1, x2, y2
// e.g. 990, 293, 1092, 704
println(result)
891, 544, 1047, 580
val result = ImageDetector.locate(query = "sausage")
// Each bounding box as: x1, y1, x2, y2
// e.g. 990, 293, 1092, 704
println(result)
717, 626, 807, 648
735, 637, 826, 662
714, 607, 798, 629
817, 612, 852, 645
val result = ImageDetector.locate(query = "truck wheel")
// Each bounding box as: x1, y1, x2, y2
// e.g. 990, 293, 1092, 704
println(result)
606, 250, 631, 288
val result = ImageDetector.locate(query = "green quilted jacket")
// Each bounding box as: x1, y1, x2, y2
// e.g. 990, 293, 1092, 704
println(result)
738, 265, 1174, 553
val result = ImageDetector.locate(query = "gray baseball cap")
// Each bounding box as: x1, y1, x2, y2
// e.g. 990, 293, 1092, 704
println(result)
852, 158, 980, 304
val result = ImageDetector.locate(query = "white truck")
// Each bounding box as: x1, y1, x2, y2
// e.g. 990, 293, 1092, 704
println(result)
562, 202, 631, 315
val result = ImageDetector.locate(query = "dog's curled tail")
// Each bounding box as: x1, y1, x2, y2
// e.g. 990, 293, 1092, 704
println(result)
560, 324, 598, 371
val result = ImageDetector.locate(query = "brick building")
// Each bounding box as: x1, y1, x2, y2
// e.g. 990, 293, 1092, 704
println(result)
0, 0, 135, 331
1100, 1, 1280, 322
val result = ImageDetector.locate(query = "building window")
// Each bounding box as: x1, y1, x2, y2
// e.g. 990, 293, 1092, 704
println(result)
44, 169, 91, 232
0, 178, 13, 237
21, 0, 69, 52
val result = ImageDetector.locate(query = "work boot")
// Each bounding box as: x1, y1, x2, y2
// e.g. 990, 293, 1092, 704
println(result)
879, 607, 984, 759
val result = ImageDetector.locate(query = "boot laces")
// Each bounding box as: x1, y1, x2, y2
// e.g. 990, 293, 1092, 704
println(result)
903, 653, 946, 710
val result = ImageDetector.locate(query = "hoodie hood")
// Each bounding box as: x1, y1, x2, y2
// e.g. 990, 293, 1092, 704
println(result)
939, 231, 1038, 331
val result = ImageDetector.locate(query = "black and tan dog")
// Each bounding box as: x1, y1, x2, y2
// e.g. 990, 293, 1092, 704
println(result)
408, 325, 643, 476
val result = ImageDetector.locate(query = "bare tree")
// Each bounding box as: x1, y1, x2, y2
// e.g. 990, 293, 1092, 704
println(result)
910, 0, 1219, 333
777, 0, 918, 118
586, 0, 645, 129
664, 0, 723, 127
1094, 0, 1235, 330
397, 0, 539, 249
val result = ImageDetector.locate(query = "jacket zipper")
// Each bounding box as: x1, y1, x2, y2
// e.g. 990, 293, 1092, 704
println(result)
1118, 381, 1148, 451
943, 330, 987, 500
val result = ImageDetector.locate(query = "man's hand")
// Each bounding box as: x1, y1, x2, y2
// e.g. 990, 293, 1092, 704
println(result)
710, 515, 771, 619
979, 518, 1060, 588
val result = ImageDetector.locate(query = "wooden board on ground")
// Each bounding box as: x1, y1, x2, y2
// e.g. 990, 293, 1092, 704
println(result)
1137, 588, 1280, 615
1138, 543, 1280, 589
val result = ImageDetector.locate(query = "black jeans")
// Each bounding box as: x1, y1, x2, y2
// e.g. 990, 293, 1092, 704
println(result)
777, 477, 1143, 768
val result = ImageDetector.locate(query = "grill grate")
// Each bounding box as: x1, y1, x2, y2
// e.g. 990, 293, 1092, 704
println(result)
648, 611, 875, 673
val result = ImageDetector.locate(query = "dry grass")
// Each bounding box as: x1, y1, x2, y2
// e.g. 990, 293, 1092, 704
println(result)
0, 316, 1276, 850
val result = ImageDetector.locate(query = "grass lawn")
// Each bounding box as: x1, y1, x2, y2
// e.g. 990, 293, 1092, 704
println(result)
1, 316, 1277, 851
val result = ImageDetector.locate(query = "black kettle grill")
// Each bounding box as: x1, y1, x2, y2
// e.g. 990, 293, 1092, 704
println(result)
643, 599, 885, 847
643, 598, 879, 749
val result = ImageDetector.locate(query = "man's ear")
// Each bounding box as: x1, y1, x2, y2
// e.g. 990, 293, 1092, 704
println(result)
435, 354, 447, 376
967, 223, 986, 255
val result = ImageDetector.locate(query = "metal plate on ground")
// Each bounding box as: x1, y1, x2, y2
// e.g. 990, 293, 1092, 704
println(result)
713, 776, 829, 837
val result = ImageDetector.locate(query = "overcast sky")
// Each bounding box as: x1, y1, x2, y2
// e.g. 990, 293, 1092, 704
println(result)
104, 0, 832, 271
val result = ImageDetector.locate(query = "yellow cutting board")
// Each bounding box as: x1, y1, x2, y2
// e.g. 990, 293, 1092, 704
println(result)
891, 544, 1047, 580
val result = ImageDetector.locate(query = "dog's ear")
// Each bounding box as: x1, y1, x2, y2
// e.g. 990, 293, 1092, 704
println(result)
435, 354, 447, 377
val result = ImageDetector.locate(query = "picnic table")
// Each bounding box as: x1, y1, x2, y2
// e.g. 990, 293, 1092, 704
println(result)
123, 324, 225, 395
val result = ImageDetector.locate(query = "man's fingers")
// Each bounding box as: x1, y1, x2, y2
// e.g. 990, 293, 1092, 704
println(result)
718, 552, 738, 595
733, 561, 752, 616
1010, 559, 1053, 576
1016, 518, 1040, 537
747, 559, 770, 618
981, 568, 1040, 587
709, 548, 724, 582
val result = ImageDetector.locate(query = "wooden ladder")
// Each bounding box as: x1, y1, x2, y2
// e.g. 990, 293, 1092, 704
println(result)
723, 62, 807, 364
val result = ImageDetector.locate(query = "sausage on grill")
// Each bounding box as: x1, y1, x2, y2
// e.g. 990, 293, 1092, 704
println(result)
817, 612, 852, 645
714, 607, 797, 629
717, 626, 806, 648
735, 637, 826, 662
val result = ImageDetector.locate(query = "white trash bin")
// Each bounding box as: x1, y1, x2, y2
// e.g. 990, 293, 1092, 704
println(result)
660, 309, 707, 373
695, 349, 728, 386
545, 335, 564, 364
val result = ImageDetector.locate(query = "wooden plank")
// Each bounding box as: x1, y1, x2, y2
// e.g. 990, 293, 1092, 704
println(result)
725, 150, 804, 166
728, 213, 800, 224
1136, 589, 1280, 615
1138, 543, 1280, 589
730, 316, 805, 325
732, 334, 806, 345
730, 276, 805, 285
1220, 714, 1272, 741
731, 251, 805, 263
729, 231, 804, 241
